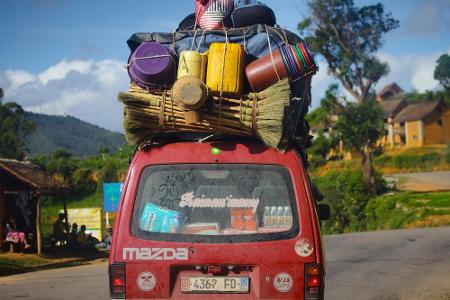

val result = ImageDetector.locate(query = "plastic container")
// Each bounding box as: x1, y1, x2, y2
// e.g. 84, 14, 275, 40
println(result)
245, 48, 288, 92
195, 0, 234, 30
177, 50, 208, 81
128, 42, 176, 89
206, 42, 245, 95
172, 76, 208, 124
291, 42, 318, 76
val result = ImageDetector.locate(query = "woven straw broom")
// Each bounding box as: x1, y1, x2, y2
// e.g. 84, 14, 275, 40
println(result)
118, 79, 292, 150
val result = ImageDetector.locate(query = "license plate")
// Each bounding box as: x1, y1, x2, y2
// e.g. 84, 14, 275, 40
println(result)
181, 276, 250, 293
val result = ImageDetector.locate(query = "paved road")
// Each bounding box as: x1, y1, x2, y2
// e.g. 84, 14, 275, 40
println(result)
0, 260, 109, 300
388, 171, 450, 192
1, 227, 450, 300
325, 227, 450, 300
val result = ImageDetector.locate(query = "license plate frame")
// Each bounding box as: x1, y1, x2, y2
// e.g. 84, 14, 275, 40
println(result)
181, 276, 250, 294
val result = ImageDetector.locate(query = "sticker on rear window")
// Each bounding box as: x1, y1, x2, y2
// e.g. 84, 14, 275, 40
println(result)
179, 191, 260, 213
273, 273, 293, 292
137, 271, 156, 291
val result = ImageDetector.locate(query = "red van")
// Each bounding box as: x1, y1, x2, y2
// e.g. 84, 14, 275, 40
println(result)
109, 140, 328, 299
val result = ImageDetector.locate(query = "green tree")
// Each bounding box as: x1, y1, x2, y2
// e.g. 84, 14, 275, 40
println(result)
298, 0, 398, 185
336, 100, 384, 189
307, 84, 343, 165
0, 102, 34, 160
434, 54, 450, 90
47, 149, 78, 185
306, 84, 343, 127
298, 0, 399, 103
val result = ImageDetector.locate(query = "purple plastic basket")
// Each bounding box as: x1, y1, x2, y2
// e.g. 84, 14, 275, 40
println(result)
128, 42, 176, 89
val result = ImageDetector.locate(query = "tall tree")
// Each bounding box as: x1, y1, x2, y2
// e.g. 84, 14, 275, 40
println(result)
298, 0, 398, 186
0, 88, 4, 104
299, 0, 399, 103
0, 102, 34, 160
434, 54, 450, 90
335, 100, 384, 190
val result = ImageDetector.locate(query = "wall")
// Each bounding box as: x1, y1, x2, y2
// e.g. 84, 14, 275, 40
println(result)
393, 122, 405, 146
423, 108, 450, 145
405, 120, 423, 147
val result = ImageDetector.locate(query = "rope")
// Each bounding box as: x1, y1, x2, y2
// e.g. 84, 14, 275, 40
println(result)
217, 28, 229, 133
252, 93, 258, 135
265, 25, 281, 81
279, 26, 289, 44
190, 29, 199, 50
159, 91, 166, 128
267, 25, 289, 45
239, 97, 243, 136
169, 90, 176, 131
126, 54, 175, 67
196, 30, 207, 52
242, 27, 248, 53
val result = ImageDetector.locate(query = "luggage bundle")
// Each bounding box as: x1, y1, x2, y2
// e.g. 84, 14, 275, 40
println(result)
119, 0, 318, 151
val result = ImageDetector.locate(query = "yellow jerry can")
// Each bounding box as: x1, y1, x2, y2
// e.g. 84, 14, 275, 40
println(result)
206, 43, 245, 95
177, 50, 208, 82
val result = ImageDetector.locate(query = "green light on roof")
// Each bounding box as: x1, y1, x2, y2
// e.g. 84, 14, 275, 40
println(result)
211, 147, 221, 155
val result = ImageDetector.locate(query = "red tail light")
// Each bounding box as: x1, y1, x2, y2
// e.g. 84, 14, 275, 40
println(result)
305, 263, 324, 300
109, 262, 126, 299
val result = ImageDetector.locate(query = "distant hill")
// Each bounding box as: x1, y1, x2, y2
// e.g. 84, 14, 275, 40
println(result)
25, 112, 126, 157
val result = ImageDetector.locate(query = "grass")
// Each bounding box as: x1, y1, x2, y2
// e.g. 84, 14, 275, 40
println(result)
0, 254, 52, 271
366, 191, 450, 231
311, 145, 450, 176
0, 252, 108, 276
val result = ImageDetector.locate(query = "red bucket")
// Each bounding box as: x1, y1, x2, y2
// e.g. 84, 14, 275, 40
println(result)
245, 48, 289, 93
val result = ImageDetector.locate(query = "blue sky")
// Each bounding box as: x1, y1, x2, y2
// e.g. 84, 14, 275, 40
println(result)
0, 0, 449, 132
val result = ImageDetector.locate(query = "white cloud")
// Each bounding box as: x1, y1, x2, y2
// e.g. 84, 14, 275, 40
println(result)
309, 50, 446, 107
1, 59, 129, 132
26, 89, 100, 115
38, 60, 92, 85
376, 52, 442, 93
4, 70, 37, 91
92, 60, 126, 87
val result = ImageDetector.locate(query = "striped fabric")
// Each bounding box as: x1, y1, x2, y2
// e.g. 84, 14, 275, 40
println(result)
196, 0, 234, 30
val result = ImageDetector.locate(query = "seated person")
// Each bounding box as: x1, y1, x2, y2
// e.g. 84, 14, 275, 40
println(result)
5, 217, 31, 251
102, 227, 113, 250
68, 223, 78, 251
76, 224, 88, 247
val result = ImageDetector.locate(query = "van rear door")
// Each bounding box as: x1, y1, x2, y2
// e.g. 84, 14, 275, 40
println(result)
114, 161, 319, 299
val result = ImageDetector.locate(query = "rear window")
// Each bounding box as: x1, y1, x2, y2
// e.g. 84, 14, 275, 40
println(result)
131, 164, 299, 243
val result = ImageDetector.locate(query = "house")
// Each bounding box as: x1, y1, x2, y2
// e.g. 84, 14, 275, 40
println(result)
379, 94, 408, 147
392, 100, 450, 147
0, 159, 66, 254
377, 82, 404, 102
377, 82, 450, 148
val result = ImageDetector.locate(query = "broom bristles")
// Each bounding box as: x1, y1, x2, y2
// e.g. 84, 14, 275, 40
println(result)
254, 79, 291, 149
120, 78, 293, 150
